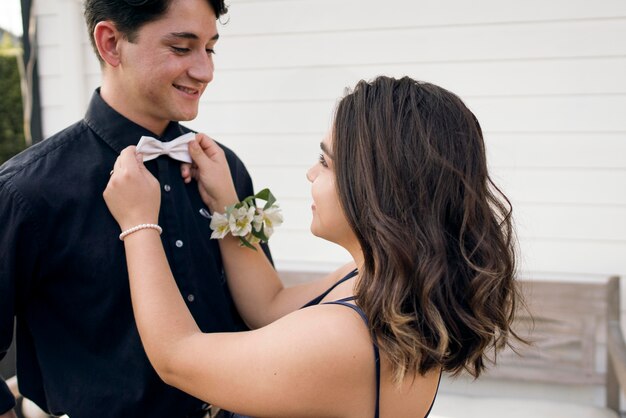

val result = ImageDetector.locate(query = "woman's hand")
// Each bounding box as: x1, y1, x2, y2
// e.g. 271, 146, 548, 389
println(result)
183, 134, 238, 212
103, 146, 161, 231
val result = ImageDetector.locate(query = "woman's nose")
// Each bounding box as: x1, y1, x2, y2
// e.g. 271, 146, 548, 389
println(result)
306, 166, 316, 183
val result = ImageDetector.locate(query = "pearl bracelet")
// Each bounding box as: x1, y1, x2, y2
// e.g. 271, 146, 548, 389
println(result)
119, 223, 163, 241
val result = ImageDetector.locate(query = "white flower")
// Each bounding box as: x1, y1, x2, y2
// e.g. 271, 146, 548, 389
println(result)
229, 205, 256, 237
209, 212, 230, 239
259, 205, 283, 237
252, 211, 264, 233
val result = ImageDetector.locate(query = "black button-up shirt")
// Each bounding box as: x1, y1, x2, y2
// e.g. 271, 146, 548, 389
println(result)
0, 90, 266, 417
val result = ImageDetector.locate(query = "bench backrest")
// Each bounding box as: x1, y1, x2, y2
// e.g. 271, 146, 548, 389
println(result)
483, 275, 624, 411
486, 276, 618, 384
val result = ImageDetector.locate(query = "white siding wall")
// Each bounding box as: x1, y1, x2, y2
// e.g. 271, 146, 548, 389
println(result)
203, 0, 626, 276
36, 0, 626, 279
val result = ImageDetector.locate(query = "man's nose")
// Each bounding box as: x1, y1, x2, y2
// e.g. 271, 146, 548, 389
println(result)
189, 52, 214, 84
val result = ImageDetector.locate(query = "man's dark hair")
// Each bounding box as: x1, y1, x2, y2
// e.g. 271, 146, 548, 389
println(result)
84, 0, 228, 63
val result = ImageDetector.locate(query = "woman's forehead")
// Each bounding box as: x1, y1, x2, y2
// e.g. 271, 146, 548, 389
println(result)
321, 132, 332, 147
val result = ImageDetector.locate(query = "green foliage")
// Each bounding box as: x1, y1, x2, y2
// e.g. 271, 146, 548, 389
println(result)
0, 34, 26, 165
0, 31, 13, 49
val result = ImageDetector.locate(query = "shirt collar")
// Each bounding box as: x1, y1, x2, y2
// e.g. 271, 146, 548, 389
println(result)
84, 89, 188, 154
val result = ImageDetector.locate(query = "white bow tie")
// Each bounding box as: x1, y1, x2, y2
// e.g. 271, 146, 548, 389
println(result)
135, 132, 196, 163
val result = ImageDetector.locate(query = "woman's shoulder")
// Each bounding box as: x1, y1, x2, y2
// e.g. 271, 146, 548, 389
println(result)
250, 300, 377, 389
234, 302, 378, 415
259, 301, 374, 359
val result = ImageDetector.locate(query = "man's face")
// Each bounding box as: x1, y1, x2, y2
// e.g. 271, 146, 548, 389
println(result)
116, 0, 218, 133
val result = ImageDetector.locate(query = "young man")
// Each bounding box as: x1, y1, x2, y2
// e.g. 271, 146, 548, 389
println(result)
0, 1, 268, 417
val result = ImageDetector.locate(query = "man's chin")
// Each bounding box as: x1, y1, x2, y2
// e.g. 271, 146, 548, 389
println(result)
171, 110, 199, 122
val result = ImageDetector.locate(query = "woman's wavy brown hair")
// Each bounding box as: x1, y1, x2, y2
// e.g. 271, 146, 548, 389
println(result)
332, 76, 522, 382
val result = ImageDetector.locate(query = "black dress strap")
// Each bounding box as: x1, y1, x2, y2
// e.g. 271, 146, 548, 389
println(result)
301, 269, 358, 308
324, 299, 381, 418
424, 370, 443, 418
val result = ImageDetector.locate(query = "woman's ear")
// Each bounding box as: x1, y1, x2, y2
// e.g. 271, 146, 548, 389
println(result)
93, 21, 122, 67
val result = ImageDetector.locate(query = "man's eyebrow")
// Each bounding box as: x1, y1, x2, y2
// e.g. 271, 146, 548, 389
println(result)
320, 142, 334, 159
165, 32, 219, 41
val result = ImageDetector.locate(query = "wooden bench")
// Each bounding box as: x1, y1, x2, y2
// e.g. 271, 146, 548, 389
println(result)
281, 271, 626, 417
429, 274, 626, 418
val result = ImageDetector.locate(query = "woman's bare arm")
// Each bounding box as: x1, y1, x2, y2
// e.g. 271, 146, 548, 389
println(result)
120, 227, 372, 416
186, 136, 355, 328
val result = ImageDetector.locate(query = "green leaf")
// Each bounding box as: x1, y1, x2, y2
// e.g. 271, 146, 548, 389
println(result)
238, 236, 258, 251
255, 188, 276, 210
251, 224, 269, 242
254, 188, 270, 201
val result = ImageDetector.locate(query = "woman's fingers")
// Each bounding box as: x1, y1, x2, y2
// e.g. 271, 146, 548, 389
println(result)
111, 146, 139, 178
188, 139, 213, 172
195, 133, 225, 161
112, 154, 123, 174
195, 133, 215, 150
180, 163, 192, 183
104, 146, 161, 230
120, 146, 137, 165
186, 134, 237, 210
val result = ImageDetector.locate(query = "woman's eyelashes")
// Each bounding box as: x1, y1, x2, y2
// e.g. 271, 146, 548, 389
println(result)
319, 153, 329, 168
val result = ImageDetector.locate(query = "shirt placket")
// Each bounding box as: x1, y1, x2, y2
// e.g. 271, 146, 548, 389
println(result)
156, 158, 195, 304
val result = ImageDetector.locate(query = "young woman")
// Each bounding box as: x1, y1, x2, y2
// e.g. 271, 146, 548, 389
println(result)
103, 76, 521, 418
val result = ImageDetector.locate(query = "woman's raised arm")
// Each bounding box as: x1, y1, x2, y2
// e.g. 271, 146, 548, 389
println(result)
185, 135, 354, 328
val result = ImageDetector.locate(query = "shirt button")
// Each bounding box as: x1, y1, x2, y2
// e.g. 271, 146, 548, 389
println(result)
163, 184, 171, 192
175, 240, 183, 248
187, 294, 195, 302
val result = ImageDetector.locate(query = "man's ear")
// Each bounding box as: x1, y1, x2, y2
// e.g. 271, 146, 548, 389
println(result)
94, 21, 123, 67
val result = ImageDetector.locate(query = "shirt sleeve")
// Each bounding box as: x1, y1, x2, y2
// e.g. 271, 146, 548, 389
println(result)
0, 180, 40, 413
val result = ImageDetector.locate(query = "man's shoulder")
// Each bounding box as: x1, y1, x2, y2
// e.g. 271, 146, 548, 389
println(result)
0, 120, 88, 186
217, 140, 242, 164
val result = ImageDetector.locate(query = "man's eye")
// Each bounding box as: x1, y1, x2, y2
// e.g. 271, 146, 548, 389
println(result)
206, 48, 216, 55
171, 47, 189, 54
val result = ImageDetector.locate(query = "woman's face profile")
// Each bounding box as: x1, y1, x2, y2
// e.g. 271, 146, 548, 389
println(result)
306, 132, 355, 249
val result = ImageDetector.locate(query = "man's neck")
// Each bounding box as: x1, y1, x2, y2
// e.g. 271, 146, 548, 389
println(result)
100, 84, 168, 136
